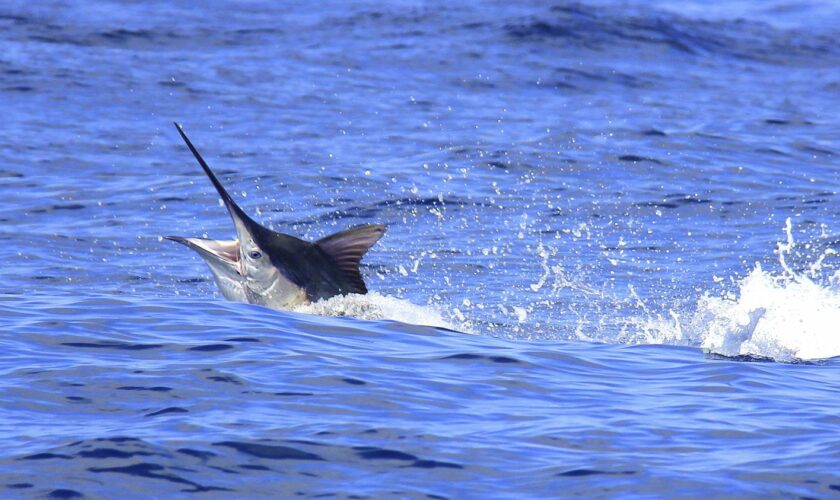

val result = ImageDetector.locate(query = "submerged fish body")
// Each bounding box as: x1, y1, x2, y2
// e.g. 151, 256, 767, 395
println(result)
166, 123, 386, 310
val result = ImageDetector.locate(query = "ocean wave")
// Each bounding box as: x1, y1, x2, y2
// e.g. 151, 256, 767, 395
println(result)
505, 2, 837, 65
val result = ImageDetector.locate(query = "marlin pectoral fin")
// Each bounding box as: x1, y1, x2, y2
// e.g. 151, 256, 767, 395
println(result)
315, 224, 386, 294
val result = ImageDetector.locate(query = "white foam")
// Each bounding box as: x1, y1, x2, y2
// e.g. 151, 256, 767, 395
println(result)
629, 218, 840, 361
294, 292, 469, 331
686, 264, 840, 361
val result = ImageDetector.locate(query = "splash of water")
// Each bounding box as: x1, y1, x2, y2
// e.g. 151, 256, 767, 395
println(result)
295, 292, 470, 332
635, 218, 840, 361
686, 265, 840, 361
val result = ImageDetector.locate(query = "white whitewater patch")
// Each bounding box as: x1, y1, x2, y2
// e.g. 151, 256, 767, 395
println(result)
295, 292, 471, 332
685, 264, 840, 361
631, 219, 840, 361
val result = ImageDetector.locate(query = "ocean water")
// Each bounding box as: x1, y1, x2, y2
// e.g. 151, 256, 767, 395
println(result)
1, 0, 839, 497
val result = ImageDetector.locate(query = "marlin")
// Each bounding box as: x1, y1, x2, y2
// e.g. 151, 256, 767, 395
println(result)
166, 122, 386, 310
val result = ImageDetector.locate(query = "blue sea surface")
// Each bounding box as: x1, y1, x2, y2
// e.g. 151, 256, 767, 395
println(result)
1, 0, 839, 497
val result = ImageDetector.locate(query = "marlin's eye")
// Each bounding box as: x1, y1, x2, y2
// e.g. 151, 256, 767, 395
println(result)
248, 251, 262, 259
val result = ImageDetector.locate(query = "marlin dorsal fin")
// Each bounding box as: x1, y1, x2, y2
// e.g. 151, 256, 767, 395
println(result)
316, 224, 386, 294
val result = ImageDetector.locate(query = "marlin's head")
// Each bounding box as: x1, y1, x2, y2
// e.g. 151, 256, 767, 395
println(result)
166, 123, 307, 307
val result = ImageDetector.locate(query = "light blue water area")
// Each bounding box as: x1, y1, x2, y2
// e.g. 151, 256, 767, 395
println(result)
1, 0, 839, 497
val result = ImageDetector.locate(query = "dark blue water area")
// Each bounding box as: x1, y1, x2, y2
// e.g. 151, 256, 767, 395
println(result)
1, 0, 839, 497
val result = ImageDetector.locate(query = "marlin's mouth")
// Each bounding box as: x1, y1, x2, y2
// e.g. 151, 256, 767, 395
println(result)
164, 236, 242, 275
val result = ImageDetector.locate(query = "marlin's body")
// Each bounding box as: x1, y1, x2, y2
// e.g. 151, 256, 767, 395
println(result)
166, 123, 385, 310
